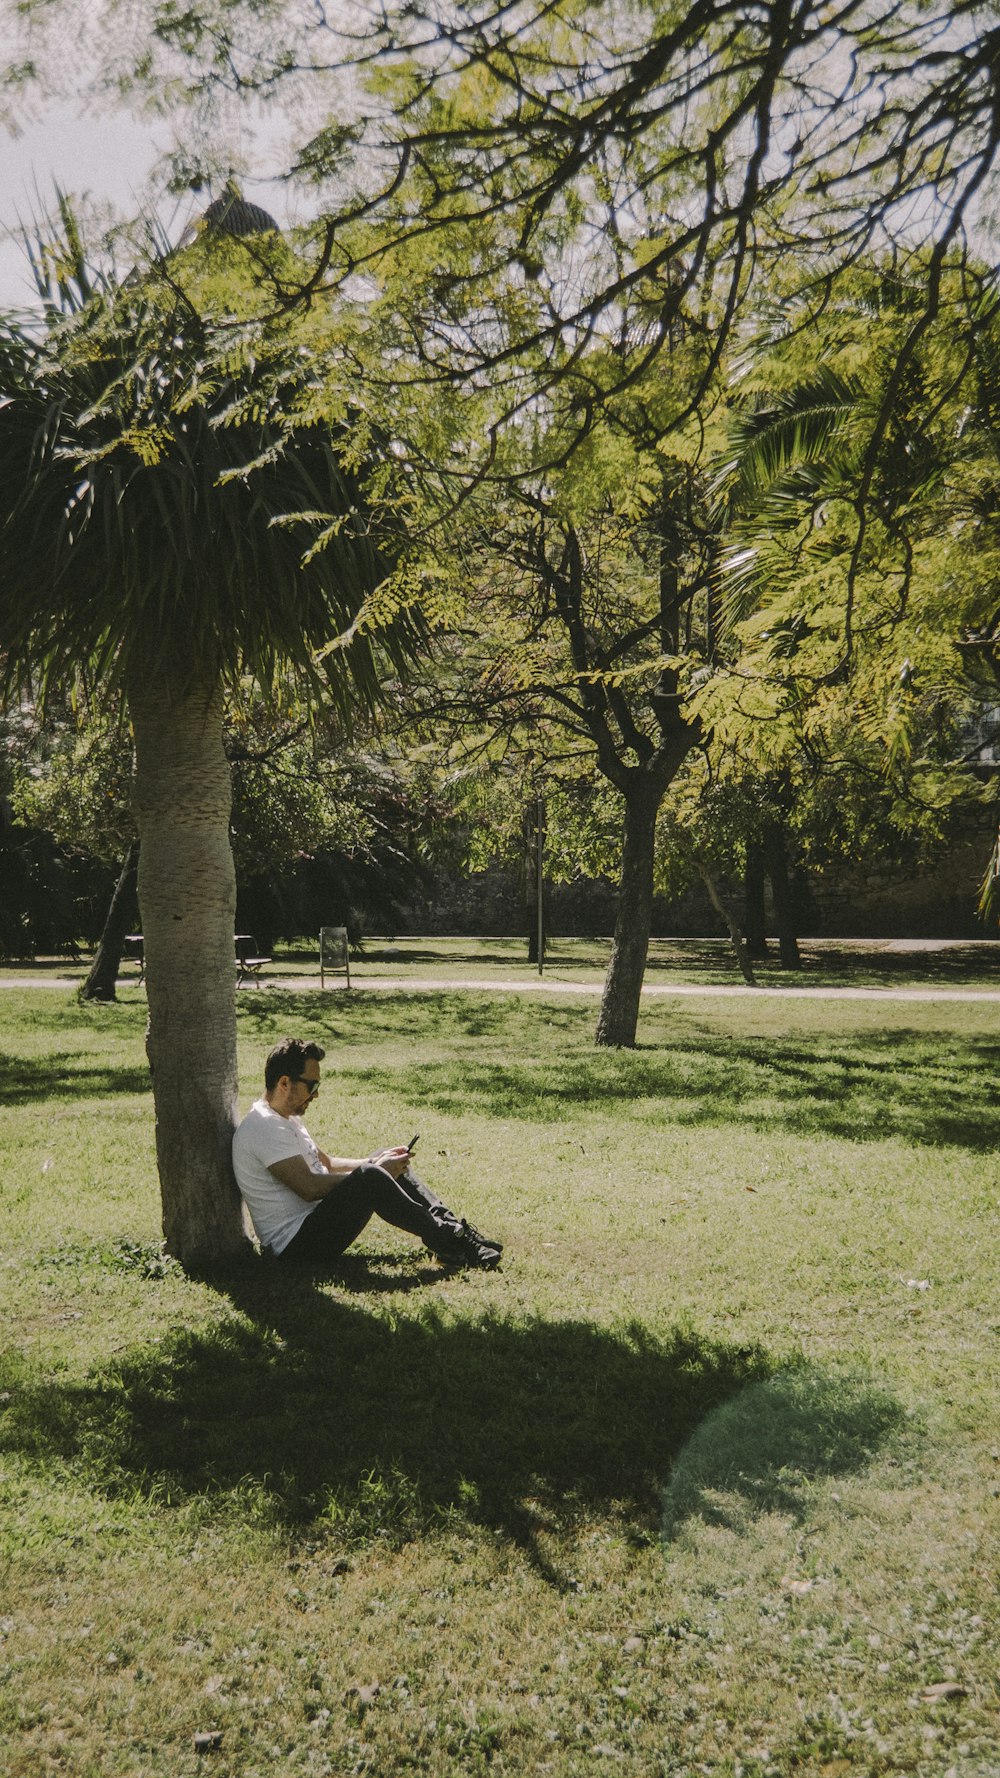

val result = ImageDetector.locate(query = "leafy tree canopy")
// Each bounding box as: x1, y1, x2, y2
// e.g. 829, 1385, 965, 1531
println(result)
7, 1, 999, 457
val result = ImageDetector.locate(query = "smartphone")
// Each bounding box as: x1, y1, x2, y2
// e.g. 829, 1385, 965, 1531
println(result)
407, 1134, 419, 1152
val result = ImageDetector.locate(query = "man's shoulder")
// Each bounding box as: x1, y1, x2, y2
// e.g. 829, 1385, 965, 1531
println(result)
233, 1098, 290, 1157
234, 1097, 271, 1138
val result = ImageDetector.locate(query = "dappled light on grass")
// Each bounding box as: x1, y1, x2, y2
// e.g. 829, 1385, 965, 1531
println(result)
231, 990, 1000, 1150
0, 1048, 152, 1104
363, 1030, 1000, 1152
2, 987, 998, 1777
662, 1366, 913, 1538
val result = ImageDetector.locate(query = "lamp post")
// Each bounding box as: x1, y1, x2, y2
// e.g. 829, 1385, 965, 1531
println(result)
536, 792, 545, 976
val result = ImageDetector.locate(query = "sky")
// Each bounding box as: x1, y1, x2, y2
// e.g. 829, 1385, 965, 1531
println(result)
2, 102, 159, 305
0, 89, 297, 309
2, 13, 993, 314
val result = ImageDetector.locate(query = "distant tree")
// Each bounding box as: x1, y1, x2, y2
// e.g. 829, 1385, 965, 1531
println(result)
226, 695, 438, 945
9, 692, 140, 996
693, 259, 1000, 932
402, 447, 716, 1045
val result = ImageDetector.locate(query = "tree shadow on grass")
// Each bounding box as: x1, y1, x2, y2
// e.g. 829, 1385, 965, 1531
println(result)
233, 989, 530, 1041
642, 938, 1000, 986
0, 1049, 152, 1104
371, 1034, 999, 1153
0, 1270, 908, 1583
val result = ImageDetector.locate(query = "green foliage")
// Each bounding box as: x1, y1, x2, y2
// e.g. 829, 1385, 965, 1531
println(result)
24, 0, 997, 441
428, 745, 624, 889
0, 679, 448, 951
672, 261, 1000, 904
9, 695, 134, 863
978, 821, 1000, 928
230, 729, 438, 945
226, 698, 372, 880
5, 30, 1000, 951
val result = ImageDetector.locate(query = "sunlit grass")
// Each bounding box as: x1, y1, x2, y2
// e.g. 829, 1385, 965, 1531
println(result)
0, 988, 997, 1777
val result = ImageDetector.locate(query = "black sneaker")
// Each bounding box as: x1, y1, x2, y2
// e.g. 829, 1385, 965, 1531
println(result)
424, 1228, 469, 1267
426, 1224, 502, 1271
457, 1221, 502, 1270
459, 1219, 503, 1254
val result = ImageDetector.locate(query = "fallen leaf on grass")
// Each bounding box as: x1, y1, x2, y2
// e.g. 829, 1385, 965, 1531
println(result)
921, 1682, 967, 1702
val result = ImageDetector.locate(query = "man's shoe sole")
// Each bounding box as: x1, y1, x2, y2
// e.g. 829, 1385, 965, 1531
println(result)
427, 1242, 502, 1271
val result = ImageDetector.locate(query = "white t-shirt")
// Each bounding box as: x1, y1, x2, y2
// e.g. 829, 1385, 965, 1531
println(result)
232, 1097, 327, 1254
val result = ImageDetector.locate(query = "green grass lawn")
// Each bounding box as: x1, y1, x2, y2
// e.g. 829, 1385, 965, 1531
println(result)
1, 987, 998, 1777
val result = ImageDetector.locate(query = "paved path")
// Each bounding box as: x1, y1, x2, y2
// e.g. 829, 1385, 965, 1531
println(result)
313, 975, 1000, 1002
4, 973, 999, 1003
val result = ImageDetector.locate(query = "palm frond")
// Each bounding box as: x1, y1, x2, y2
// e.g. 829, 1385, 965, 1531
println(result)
0, 238, 420, 716
978, 825, 1000, 927
717, 366, 865, 513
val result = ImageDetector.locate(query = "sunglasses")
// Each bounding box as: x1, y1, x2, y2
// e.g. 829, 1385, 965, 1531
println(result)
294, 1077, 320, 1097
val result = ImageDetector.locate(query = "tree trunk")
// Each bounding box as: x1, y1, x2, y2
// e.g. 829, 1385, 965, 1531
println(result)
596, 784, 659, 1048
526, 899, 547, 966
79, 841, 139, 1002
743, 839, 769, 958
127, 661, 247, 1270
764, 820, 801, 970
695, 855, 756, 985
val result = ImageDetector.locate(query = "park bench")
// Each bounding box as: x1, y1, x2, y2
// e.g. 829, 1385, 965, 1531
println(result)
123, 934, 144, 982
235, 933, 271, 988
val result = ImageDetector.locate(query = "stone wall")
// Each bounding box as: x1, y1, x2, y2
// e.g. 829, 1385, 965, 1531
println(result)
400, 823, 998, 941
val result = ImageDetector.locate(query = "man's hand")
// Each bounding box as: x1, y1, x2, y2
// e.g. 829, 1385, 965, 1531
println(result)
369, 1145, 411, 1181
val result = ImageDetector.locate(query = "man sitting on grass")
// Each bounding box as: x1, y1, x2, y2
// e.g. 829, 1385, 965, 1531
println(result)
233, 1036, 502, 1270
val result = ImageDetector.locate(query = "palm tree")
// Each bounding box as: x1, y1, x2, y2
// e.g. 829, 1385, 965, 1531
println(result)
0, 210, 409, 1268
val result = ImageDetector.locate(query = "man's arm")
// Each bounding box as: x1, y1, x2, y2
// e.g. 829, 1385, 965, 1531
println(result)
268, 1153, 365, 1202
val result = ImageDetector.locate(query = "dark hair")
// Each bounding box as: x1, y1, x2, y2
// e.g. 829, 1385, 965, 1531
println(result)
264, 1037, 326, 1092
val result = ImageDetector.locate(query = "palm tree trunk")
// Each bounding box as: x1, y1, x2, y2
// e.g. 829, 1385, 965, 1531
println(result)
596, 783, 660, 1048
79, 840, 139, 1002
127, 660, 247, 1270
